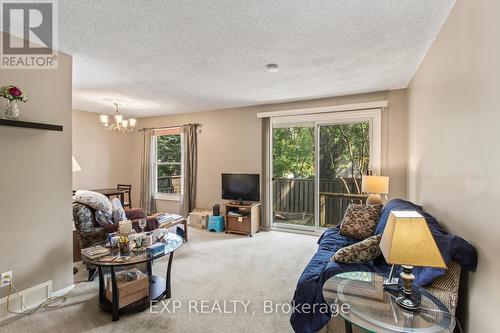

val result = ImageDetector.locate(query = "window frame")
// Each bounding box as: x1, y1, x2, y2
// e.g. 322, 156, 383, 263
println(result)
269, 108, 382, 232
153, 129, 183, 201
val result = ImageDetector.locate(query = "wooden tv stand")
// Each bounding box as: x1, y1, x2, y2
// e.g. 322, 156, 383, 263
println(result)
224, 202, 261, 237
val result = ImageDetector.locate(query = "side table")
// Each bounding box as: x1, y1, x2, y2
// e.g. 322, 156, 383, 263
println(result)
322, 271, 456, 333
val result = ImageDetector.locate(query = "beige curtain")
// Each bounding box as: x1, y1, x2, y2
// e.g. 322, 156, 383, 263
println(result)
140, 129, 156, 214
261, 117, 271, 230
179, 124, 198, 217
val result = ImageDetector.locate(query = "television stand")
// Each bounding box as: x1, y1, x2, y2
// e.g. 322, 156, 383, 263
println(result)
229, 200, 251, 206
224, 202, 261, 237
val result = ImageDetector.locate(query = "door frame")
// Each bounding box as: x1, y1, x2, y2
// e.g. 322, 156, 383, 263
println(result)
269, 108, 382, 232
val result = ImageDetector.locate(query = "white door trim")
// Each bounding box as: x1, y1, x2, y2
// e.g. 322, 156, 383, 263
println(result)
257, 101, 387, 118
268, 108, 382, 231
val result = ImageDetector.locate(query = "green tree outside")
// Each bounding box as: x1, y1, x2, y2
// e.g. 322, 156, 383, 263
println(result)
272, 122, 370, 188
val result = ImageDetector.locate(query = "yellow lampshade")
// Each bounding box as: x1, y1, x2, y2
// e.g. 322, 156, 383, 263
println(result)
362, 175, 389, 194
380, 211, 446, 268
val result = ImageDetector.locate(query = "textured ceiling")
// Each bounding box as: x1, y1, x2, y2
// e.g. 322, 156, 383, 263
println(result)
57, 0, 455, 117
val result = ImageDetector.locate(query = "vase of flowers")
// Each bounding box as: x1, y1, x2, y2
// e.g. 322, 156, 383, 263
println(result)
0, 85, 28, 120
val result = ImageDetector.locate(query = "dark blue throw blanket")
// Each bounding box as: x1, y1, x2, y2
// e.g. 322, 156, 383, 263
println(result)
290, 199, 477, 333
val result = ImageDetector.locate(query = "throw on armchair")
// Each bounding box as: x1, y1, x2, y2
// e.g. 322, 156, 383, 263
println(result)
73, 202, 160, 250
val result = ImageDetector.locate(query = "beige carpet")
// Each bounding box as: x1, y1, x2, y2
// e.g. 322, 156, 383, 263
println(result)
1, 228, 318, 333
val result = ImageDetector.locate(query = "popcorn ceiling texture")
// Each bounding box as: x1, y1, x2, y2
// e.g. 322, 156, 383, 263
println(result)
58, 0, 455, 117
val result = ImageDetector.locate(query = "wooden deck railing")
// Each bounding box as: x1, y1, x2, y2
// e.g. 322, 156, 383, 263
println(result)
319, 192, 367, 227
158, 175, 181, 194
273, 178, 367, 227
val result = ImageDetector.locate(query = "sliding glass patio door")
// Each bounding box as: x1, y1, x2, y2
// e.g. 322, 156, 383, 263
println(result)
270, 110, 380, 231
272, 123, 316, 229
318, 122, 370, 228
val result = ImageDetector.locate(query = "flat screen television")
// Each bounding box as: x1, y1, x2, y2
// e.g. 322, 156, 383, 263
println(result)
221, 173, 260, 202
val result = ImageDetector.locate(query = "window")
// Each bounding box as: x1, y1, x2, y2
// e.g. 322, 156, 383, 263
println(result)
154, 127, 182, 200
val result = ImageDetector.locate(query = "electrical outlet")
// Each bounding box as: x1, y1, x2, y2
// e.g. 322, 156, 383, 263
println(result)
1, 271, 13, 288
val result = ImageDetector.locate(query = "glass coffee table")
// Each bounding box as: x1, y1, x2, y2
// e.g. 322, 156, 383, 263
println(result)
82, 232, 184, 321
322, 272, 456, 333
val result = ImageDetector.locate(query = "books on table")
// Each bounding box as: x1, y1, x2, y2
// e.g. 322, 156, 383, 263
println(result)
81, 245, 110, 259
156, 213, 182, 226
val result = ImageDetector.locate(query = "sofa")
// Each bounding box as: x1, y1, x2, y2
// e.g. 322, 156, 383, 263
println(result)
290, 199, 477, 333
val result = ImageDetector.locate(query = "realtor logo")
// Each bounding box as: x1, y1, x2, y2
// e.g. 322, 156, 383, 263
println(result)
1, 0, 58, 69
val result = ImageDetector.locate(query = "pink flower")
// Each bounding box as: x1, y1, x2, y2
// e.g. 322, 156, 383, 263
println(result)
8, 86, 22, 97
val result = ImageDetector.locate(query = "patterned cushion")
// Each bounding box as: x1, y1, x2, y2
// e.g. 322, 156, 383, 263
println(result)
73, 202, 94, 232
72, 202, 107, 248
95, 209, 113, 227
111, 198, 127, 223
339, 204, 382, 240
333, 235, 382, 264
74, 190, 112, 213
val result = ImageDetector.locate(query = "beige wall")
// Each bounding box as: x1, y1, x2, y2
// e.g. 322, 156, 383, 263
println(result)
407, 1, 499, 331
131, 104, 263, 214
72, 109, 136, 201
132, 89, 408, 215
0, 36, 73, 297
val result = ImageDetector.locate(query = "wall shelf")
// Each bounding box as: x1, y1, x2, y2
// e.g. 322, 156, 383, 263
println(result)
0, 119, 63, 131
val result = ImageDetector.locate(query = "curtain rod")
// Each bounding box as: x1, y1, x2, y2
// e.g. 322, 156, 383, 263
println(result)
138, 123, 202, 131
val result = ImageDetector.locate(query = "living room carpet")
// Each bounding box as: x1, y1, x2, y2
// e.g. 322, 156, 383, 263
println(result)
0, 228, 318, 333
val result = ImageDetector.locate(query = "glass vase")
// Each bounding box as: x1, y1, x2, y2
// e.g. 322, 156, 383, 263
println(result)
4, 101, 20, 120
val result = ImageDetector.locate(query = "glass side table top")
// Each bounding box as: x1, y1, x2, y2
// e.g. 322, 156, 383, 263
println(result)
82, 232, 184, 267
322, 272, 456, 333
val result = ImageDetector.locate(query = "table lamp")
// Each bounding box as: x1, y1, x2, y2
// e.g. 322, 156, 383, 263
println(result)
380, 211, 446, 311
361, 175, 389, 205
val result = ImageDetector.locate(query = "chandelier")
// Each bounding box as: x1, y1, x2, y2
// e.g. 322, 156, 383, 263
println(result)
99, 102, 136, 132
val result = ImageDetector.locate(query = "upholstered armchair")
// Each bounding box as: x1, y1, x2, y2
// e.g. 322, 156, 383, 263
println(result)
73, 202, 159, 280
73, 202, 159, 249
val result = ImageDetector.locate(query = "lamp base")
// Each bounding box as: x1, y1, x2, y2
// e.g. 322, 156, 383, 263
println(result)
396, 265, 420, 311
396, 295, 420, 311
366, 194, 382, 205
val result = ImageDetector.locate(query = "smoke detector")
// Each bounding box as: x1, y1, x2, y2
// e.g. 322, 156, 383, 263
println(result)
266, 64, 279, 72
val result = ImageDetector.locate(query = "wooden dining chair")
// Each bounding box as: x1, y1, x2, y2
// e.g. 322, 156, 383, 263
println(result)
117, 184, 132, 208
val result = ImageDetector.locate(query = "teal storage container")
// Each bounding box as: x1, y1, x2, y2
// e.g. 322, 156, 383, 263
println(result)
207, 216, 225, 232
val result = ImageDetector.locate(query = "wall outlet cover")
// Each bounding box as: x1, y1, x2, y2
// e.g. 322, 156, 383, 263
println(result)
0, 271, 13, 288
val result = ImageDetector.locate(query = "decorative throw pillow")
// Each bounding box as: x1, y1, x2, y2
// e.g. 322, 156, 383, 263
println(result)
95, 209, 113, 227
339, 204, 382, 240
74, 190, 112, 213
112, 198, 127, 223
333, 235, 382, 264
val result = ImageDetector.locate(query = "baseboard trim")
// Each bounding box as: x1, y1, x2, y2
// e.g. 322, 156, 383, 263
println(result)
271, 226, 322, 237
51, 284, 75, 297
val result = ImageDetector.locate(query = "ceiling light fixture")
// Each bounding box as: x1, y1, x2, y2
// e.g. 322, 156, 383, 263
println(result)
266, 63, 279, 72
99, 102, 136, 132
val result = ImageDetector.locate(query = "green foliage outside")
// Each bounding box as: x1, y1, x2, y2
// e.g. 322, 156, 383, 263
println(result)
319, 122, 370, 180
272, 127, 315, 179
272, 123, 370, 181
157, 134, 181, 165
157, 135, 181, 193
